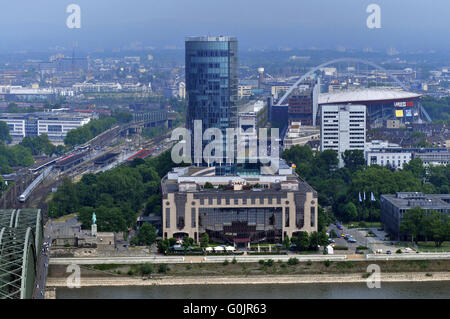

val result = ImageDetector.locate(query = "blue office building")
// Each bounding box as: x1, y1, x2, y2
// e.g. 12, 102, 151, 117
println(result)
185, 36, 238, 173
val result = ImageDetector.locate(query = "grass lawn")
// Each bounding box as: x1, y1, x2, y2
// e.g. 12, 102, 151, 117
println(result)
344, 221, 382, 229
417, 241, 450, 252
52, 213, 78, 223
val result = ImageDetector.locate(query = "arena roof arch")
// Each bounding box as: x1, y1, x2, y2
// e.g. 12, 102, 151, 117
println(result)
275, 58, 431, 122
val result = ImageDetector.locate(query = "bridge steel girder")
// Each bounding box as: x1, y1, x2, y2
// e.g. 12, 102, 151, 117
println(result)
0, 226, 36, 299
0, 208, 41, 299
13, 209, 43, 258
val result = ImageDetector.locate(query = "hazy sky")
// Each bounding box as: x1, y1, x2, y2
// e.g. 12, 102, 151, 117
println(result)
1, 0, 449, 52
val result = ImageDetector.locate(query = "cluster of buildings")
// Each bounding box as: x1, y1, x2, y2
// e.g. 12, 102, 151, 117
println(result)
158, 35, 450, 246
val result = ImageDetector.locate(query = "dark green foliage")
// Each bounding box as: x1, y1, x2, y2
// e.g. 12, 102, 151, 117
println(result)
134, 223, 157, 246
140, 263, 154, 275
64, 117, 117, 147
0, 121, 12, 143
20, 134, 65, 156
49, 150, 178, 232
200, 233, 209, 248
400, 207, 450, 246
203, 182, 214, 189
158, 264, 169, 273
282, 145, 445, 223
287, 257, 299, 265
0, 141, 34, 173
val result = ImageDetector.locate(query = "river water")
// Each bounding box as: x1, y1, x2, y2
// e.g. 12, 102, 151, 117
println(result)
56, 281, 450, 299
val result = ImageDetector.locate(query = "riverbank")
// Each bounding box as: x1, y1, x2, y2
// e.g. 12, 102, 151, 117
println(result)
47, 272, 450, 287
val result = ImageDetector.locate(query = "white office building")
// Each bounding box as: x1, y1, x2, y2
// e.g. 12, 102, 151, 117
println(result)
320, 104, 366, 167
0, 112, 91, 143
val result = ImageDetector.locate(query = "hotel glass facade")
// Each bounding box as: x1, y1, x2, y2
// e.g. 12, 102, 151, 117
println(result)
185, 36, 238, 172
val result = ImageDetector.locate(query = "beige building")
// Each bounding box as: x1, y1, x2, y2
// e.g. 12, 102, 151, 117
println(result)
283, 122, 320, 150
162, 163, 318, 246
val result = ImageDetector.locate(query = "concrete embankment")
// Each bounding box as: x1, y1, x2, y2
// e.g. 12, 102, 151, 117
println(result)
46, 272, 450, 288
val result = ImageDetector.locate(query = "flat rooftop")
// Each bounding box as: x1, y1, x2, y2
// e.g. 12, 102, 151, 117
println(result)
382, 192, 450, 209
319, 88, 421, 105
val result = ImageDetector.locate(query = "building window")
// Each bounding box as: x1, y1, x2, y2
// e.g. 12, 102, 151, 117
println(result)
285, 208, 290, 227
191, 208, 196, 228
165, 208, 170, 228
310, 207, 315, 228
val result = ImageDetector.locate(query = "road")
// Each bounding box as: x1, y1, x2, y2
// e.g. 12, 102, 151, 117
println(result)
32, 222, 52, 299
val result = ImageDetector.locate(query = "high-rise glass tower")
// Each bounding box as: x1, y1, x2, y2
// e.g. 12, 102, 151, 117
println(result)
185, 36, 238, 172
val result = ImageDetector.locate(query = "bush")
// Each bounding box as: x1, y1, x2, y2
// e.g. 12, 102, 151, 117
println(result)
140, 263, 154, 275
258, 259, 265, 265
287, 257, 299, 265
223, 259, 229, 266
324, 260, 332, 267
356, 246, 369, 250
281, 263, 287, 268
396, 249, 403, 254
232, 257, 237, 264
158, 264, 169, 273
186, 265, 192, 270
306, 260, 312, 266
265, 259, 274, 267
127, 270, 134, 276
333, 246, 348, 250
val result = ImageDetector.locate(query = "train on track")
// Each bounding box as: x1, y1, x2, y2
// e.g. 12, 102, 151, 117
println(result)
19, 166, 53, 202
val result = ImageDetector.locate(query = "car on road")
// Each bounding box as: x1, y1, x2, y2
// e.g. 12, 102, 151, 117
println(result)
328, 239, 335, 243
386, 250, 392, 255
348, 238, 357, 243
344, 234, 351, 240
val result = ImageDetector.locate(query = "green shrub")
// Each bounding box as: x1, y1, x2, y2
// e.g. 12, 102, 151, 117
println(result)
223, 259, 229, 266
232, 257, 237, 264
258, 259, 265, 265
281, 263, 287, 268
306, 260, 312, 266
324, 259, 332, 267
158, 264, 169, 273
265, 259, 274, 267
186, 265, 192, 270
396, 249, 403, 254
362, 273, 371, 278
333, 246, 348, 250
140, 263, 154, 275
127, 270, 134, 276
356, 246, 369, 250
426, 273, 433, 277
287, 257, 299, 265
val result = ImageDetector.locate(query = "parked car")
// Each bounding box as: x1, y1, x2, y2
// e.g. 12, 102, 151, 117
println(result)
386, 250, 392, 255
348, 238, 357, 243
344, 234, 351, 240
328, 239, 335, 243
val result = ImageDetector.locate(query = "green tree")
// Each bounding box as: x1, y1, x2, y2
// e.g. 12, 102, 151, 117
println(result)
342, 150, 366, 171
203, 182, 214, 189
292, 231, 310, 251
282, 235, 290, 250
135, 223, 157, 246
200, 233, 209, 248
400, 207, 425, 243
342, 202, 358, 222
403, 158, 426, 179
0, 121, 12, 143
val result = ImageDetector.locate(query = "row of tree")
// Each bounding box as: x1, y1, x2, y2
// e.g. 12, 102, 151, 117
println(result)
282, 145, 448, 223
400, 207, 450, 247
64, 117, 118, 147
285, 231, 329, 252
